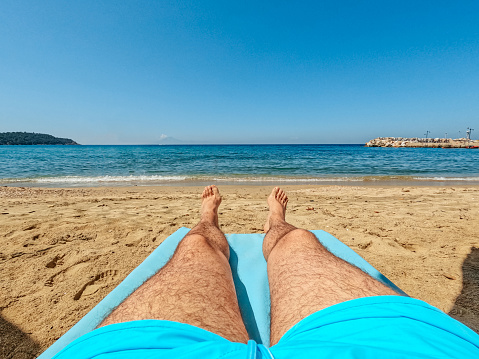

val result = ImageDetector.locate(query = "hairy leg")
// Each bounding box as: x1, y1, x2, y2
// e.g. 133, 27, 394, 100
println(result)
100, 185, 249, 343
263, 187, 398, 346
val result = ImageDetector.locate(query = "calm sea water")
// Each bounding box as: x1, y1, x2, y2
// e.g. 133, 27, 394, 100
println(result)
1, 145, 478, 187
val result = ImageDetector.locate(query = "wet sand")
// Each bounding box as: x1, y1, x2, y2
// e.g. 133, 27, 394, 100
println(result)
1, 185, 478, 357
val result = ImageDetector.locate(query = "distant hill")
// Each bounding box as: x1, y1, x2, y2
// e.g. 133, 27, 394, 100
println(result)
0, 132, 79, 145
158, 134, 184, 145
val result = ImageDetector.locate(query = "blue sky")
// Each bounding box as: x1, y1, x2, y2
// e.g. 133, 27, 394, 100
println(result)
1, 1, 478, 144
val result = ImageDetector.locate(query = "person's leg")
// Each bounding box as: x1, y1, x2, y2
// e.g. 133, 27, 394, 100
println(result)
263, 187, 399, 346
100, 185, 249, 343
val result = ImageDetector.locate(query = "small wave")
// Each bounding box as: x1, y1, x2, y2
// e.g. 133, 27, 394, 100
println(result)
0, 175, 366, 185
360, 176, 416, 182
413, 177, 479, 181
38, 175, 189, 183
0, 175, 188, 184
1, 174, 479, 187
211, 176, 365, 182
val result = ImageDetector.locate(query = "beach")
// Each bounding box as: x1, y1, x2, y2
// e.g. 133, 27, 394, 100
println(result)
1, 184, 479, 358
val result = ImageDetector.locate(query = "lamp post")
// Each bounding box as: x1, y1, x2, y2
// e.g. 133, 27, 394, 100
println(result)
466, 128, 474, 140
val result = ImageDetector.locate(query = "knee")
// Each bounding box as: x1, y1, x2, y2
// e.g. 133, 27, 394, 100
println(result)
179, 234, 211, 252
179, 234, 229, 259
275, 229, 319, 252
283, 228, 316, 241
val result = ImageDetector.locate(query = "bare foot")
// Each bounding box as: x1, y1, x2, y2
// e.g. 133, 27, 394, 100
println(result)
264, 187, 288, 232
201, 185, 222, 227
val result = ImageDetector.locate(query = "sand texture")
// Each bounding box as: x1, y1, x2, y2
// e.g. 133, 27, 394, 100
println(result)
1, 185, 479, 358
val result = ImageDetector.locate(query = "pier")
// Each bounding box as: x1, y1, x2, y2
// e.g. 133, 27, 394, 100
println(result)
365, 137, 479, 148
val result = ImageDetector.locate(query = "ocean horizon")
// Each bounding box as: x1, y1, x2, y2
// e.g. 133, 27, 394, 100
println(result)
1, 144, 479, 187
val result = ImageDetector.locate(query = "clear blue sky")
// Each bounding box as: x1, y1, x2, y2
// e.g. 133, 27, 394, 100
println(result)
1, 1, 478, 144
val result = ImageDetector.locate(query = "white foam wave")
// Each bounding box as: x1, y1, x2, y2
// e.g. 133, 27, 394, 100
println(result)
212, 176, 364, 182
2, 174, 479, 187
413, 177, 479, 181
30, 175, 366, 184
33, 175, 188, 183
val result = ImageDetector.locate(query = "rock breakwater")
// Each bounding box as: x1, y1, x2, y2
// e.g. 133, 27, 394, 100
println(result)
365, 137, 479, 148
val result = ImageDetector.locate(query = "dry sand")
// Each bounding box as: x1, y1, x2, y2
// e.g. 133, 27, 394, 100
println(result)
1, 185, 478, 358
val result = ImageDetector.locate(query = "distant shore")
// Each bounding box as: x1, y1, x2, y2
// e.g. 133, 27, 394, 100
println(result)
0, 132, 79, 145
366, 137, 479, 148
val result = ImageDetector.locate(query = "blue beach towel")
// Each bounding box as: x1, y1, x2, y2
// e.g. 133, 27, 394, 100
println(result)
39, 228, 408, 358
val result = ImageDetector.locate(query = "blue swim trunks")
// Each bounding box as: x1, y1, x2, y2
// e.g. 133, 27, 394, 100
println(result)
53, 296, 479, 358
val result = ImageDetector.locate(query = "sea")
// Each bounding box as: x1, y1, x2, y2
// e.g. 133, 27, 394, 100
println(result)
1, 144, 478, 187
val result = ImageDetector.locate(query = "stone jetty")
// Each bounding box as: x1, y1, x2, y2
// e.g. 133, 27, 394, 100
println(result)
365, 137, 479, 148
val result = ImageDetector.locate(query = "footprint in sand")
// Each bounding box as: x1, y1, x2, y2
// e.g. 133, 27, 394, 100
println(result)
45, 255, 64, 268
357, 240, 372, 250
394, 238, 420, 251
44, 260, 95, 287
73, 270, 118, 300
22, 224, 37, 231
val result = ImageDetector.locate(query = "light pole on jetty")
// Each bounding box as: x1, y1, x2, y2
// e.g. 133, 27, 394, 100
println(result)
466, 128, 474, 140
424, 130, 430, 139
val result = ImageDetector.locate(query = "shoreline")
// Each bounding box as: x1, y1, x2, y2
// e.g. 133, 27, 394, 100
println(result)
1, 184, 479, 357
3, 176, 479, 188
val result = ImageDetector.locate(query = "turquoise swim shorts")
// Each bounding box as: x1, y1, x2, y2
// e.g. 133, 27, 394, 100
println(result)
53, 296, 479, 358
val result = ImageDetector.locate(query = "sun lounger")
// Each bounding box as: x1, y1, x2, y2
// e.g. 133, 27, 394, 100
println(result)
39, 228, 405, 358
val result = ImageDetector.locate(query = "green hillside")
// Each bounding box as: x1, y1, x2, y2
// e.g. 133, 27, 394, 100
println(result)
0, 132, 79, 145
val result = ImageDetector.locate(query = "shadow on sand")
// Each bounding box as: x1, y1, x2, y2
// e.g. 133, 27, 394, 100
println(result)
448, 247, 479, 334
0, 315, 39, 359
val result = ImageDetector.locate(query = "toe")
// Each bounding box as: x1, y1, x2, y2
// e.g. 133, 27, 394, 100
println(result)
277, 189, 283, 199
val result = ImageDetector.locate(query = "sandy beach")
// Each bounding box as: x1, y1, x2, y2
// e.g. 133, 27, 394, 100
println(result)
1, 184, 479, 358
